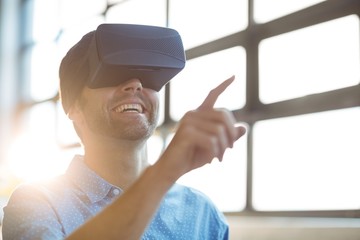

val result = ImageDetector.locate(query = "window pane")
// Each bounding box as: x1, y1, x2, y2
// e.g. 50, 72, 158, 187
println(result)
147, 135, 164, 165
107, 0, 124, 4
106, 0, 166, 27
6, 102, 72, 182
157, 89, 165, 126
59, 0, 106, 28
253, 107, 360, 211
56, 101, 80, 146
169, 0, 248, 49
57, 16, 105, 57
254, 0, 325, 23
259, 15, 360, 104
32, 0, 60, 41
170, 47, 246, 121
29, 43, 59, 101
177, 125, 248, 212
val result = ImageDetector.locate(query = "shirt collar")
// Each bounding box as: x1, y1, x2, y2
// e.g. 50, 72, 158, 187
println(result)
66, 155, 121, 203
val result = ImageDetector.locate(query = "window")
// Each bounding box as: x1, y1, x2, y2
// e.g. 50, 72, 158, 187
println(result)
254, 0, 326, 23
253, 107, 360, 211
259, 15, 360, 104
170, 46, 246, 121
106, 0, 166, 26
169, 0, 248, 49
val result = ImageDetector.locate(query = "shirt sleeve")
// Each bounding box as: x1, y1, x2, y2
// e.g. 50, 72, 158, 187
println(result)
213, 209, 230, 240
2, 183, 65, 240
208, 198, 229, 240
221, 225, 229, 240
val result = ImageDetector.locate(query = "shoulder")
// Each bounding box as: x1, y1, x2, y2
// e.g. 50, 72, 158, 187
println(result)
166, 183, 227, 221
2, 177, 70, 239
3, 173, 80, 224
155, 184, 229, 238
168, 183, 217, 206
6, 174, 72, 203
3, 175, 73, 220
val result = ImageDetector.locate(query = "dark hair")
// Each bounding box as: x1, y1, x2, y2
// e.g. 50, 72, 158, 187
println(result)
59, 31, 95, 114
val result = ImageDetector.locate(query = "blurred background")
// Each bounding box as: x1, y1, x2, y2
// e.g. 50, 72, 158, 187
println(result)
0, 0, 359, 239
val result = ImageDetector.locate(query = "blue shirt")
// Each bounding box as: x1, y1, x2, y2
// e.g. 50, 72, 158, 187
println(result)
2, 155, 229, 239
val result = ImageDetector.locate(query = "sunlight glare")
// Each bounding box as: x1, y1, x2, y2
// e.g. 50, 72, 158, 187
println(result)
6, 134, 71, 183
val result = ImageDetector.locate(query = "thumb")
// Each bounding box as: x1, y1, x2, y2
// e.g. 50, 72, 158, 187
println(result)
235, 126, 246, 141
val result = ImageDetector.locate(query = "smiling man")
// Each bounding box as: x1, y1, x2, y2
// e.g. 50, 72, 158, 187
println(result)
2, 24, 246, 240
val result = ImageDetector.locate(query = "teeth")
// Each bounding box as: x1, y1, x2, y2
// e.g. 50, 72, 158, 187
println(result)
114, 104, 143, 113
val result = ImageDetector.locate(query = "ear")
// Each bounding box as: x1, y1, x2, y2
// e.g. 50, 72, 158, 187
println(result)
67, 100, 82, 122
66, 100, 85, 143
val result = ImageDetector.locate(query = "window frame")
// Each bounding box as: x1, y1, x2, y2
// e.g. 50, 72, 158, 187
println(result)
172, 0, 360, 218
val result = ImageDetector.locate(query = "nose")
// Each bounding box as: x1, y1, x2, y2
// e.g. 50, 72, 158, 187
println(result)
122, 78, 143, 93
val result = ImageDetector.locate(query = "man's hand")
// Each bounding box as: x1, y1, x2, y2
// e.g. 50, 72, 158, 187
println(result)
159, 75, 246, 181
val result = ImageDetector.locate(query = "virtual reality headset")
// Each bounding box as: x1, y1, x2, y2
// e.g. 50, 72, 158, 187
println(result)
86, 24, 186, 91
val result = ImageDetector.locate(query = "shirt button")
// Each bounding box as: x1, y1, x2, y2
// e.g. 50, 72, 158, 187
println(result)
112, 188, 121, 196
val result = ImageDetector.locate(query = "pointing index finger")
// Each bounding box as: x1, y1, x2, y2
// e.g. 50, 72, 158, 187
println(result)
198, 75, 235, 110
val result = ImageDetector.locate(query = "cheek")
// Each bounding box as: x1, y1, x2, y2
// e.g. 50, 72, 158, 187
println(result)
83, 88, 114, 111
144, 89, 160, 109
78, 97, 108, 127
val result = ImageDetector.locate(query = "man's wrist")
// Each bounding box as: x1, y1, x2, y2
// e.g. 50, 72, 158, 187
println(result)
150, 159, 180, 187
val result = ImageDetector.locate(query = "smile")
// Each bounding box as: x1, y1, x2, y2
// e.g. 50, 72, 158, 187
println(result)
113, 103, 143, 113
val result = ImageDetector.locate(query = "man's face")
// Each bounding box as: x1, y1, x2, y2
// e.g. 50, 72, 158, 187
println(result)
75, 78, 159, 142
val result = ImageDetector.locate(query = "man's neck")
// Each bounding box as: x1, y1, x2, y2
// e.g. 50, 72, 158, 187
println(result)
83, 138, 150, 190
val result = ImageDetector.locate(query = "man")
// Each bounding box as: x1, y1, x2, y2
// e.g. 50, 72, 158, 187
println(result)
2, 24, 246, 239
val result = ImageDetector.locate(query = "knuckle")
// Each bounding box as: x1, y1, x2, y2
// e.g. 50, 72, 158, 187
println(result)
214, 124, 225, 135
216, 108, 235, 124
183, 110, 196, 119
181, 111, 195, 123
208, 136, 219, 154
179, 123, 195, 135
217, 108, 230, 118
